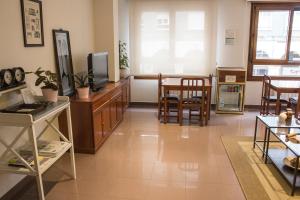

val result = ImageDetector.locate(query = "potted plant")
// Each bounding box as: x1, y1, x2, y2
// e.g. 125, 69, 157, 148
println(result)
73, 71, 91, 99
28, 67, 59, 102
119, 40, 130, 78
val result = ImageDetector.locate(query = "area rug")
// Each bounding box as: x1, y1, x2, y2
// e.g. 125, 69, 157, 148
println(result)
221, 136, 300, 200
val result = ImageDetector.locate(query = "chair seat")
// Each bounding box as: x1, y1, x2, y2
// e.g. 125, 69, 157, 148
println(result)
192, 95, 208, 100
263, 96, 288, 103
161, 94, 179, 101
290, 97, 298, 105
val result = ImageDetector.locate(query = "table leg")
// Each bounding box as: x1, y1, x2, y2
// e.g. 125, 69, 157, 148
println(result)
276, 92, 281, 115
264, 128, 271, 164
291, 157, 299, 196
253, 116, 258, 149
28, 126, 45, 200
66, 106, 77, 179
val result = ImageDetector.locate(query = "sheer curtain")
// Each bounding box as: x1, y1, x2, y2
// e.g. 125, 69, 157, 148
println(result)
130, 0, 216, 75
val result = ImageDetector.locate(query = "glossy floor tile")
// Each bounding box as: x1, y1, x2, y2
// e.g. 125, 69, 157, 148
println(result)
45, 108, 260, 200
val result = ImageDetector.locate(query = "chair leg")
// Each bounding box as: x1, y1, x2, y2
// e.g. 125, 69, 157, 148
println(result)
158, 102, 161, 120
164, 100, 167, 124
179, 106, 183, 126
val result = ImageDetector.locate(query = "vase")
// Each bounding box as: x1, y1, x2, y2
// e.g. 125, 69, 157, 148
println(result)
41, 88, 58, 102
77, 87, 89, 99
120, 68, 130, 79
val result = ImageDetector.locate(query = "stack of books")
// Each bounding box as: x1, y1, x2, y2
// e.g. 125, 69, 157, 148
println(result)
8, 140, 67, 168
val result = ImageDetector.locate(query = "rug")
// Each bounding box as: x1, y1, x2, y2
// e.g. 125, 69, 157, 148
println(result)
221, 136, 300, 200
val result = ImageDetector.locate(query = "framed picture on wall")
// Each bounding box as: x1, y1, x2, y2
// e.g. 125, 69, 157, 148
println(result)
53, 29, 75, 96
20, 0, 44, 47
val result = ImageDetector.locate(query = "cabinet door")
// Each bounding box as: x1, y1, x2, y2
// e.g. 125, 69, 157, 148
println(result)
93, 110, 104, 147
116, 94, 123, 122
110, 97, 118, 129
102, 103, 111, 138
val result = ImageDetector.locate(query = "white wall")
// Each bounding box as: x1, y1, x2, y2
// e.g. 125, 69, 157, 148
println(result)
129, 0, 262, 105
94, 0, 120, 82
0, 0, 95, 196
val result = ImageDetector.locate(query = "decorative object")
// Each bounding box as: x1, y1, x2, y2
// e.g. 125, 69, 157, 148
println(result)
20, 0, 44, 47
28, 67, 59, 102
53, 29, 75, 96
119, 40, 130, 78
72, 71, 92, 99
0, 67, 26, 91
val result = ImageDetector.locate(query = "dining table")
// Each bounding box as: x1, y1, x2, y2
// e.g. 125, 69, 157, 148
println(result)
161, 77, 212, 125
266, 80, 300, 115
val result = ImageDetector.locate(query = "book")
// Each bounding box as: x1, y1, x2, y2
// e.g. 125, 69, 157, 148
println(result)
19, 140, 68, 158
8, 154, 49, 168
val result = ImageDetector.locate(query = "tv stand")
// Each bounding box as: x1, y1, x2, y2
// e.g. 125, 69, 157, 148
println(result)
59, 77, 130, 154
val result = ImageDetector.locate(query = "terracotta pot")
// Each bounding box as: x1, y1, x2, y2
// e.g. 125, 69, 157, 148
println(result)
120, 68, 130, 78
41, 88, 58, 102
77, 87, 89, 99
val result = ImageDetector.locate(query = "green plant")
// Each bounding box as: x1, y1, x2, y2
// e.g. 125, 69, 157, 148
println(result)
72, 71, 92, 88
119, 40, 129, 69
27, 67, 58, 90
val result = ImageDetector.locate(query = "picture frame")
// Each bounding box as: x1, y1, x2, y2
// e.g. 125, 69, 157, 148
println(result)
20, 0, 44, 47
53, 29, 75, 96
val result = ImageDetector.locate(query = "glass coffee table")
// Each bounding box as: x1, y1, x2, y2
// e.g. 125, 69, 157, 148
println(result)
253, 115, 300, 195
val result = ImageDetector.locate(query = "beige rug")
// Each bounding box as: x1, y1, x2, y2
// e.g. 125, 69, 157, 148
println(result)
221, 136, 300, 200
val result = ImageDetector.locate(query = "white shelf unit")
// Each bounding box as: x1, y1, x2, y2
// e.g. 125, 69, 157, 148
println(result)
0, 96, 76, 200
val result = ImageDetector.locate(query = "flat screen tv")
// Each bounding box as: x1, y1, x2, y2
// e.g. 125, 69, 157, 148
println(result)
88, 52, 109, 91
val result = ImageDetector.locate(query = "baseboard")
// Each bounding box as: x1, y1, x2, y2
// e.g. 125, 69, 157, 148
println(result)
130, 102, 260, 111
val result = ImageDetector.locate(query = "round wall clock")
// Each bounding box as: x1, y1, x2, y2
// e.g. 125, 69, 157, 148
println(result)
13, 67, 25, 83
0, 69, 14, 86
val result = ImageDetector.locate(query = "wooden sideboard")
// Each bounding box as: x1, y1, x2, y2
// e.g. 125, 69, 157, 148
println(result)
59, 77, 130, 154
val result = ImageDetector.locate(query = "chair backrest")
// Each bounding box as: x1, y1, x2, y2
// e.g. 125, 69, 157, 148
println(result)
180, 78, 206, 105
158, 73, 162, 102
262, 74, 272, 99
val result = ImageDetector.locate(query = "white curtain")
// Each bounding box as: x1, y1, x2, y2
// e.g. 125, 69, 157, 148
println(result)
130, 0, 216, 75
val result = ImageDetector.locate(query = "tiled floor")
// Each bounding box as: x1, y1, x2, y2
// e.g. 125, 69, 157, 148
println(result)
46, 108, 258, 200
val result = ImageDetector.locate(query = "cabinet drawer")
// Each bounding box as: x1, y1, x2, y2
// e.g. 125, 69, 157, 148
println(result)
218, 71, 246, 83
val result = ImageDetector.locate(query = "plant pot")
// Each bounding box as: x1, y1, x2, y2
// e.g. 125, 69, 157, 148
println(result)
77, 87, 89, 99
41, 88, 58, 102
120, 68, 130, 79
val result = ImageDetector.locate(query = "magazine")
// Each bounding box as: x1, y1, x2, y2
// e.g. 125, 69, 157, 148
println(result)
19, 140, 67, 158
8, 154, 49, 168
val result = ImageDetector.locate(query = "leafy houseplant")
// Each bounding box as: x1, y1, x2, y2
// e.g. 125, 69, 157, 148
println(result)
119, 40, 130, 78
72, 71, 91, 99
27, 67, 59, 102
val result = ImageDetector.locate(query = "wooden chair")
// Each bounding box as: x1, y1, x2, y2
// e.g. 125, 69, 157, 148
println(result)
260, 75, 289, 115
157, 73, 179, 123
289, 96, 299, 117
189, 75, 212, 122
179, 78, 206, 126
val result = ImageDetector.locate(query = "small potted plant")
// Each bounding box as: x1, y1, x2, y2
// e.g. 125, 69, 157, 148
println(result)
28, 67, 59, 102
119, 40, 130, 78
73, 71, 91, 99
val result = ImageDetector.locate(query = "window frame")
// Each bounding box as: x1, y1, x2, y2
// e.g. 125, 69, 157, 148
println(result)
247, 3, 300, 81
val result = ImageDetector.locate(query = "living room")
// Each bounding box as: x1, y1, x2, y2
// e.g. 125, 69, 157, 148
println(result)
0, 0, 300, 200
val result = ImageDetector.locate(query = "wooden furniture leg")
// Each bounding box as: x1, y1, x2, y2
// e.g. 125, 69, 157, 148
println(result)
276, 92, 281, 115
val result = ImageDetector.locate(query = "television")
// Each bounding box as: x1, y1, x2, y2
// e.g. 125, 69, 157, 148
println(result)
88, 52, 109, 91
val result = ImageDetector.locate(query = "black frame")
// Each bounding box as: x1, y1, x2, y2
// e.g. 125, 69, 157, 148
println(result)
20, 0, 44, 47
52, 29, 75, 96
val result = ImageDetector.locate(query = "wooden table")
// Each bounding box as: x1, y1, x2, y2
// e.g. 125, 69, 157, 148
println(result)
162, 78, 212, 125
267, 80, 300, 115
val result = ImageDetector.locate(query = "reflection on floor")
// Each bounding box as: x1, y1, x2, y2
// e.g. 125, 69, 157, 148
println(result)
15, 108, 260, 200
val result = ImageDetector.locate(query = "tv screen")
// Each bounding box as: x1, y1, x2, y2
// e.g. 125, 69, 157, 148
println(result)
88, 52, 109, 91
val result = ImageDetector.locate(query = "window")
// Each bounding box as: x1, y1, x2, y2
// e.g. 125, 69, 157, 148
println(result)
130, 0, 215, 75
248, 3, 300, 81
